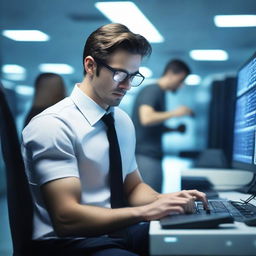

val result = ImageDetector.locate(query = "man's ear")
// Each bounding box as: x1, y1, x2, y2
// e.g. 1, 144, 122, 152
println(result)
84, 56, 96, 76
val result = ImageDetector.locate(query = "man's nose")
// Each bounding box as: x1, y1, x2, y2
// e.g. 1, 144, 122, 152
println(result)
117, 79, 132, 91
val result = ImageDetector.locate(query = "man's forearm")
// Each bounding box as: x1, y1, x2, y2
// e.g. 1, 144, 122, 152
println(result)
54, 203, 145, 237
128, 182, 159, 206
140, 110, 175, 126
139, 105, 193, 126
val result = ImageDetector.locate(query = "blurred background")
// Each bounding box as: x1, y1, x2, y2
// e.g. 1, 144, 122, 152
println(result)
0, 0, 256, 255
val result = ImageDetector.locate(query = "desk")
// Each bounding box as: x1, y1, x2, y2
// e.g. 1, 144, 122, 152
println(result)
149, 192, 256, 256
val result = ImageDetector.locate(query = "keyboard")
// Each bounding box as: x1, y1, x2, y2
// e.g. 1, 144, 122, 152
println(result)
196, 200, 256, 222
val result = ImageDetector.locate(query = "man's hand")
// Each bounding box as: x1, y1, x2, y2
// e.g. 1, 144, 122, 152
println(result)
139, 189, 208, 221
167, 189, 209, 211
177, 124, 186, 133
140, 195, 192, 221
173, 106, 194, 117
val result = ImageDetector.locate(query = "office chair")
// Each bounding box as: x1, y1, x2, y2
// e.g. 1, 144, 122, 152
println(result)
0, 84, 75, 255
0, 84, 91, 256
0, 83, 39, 255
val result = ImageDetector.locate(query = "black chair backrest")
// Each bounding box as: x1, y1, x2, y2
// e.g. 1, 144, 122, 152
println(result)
0, 84, 33, 255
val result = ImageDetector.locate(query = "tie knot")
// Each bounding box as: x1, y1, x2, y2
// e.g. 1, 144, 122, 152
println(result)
101, 113, 114, 128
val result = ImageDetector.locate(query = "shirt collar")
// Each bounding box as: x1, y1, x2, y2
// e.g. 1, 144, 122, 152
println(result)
70, 84, 114, 126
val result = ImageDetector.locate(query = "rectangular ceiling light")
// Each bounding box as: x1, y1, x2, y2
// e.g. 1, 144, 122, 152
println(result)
16, 85, 34, 96
2, 64, 26, 74
2, 64, 26, 80
39, 63, 74, 74
190, 50, 228, 61
2, 30, 50, 41
95, 1, 164, 43
214, 15, 256, 27
185, 74, 201, 85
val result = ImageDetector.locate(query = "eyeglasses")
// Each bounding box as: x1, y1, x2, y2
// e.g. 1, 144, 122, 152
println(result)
94, 58, 145, 87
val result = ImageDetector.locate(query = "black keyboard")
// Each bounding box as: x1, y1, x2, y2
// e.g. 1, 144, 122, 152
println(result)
196, 200, 256, 222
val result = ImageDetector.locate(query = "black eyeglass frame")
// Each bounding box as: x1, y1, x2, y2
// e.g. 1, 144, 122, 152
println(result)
94, 58, 145, 87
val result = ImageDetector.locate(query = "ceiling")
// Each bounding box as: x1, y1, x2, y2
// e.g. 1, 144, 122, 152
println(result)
1, 0, 256, 89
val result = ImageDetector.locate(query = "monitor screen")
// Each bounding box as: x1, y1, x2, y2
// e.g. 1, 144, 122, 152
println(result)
232, 52, 256, 173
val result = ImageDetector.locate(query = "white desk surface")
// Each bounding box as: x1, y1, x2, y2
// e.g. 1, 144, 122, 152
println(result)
149, 192, 256, 256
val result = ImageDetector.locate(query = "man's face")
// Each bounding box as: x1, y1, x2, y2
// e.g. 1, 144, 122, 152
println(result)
90, 50, 142, 109
166, 71, 187, 92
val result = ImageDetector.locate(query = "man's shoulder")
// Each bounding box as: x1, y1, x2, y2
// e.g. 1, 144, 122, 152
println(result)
34, 98, 77, 121
41, 97, 74, 115
139, 83, 161, 95
141, 83, 157, 90
23, 98, 76, 132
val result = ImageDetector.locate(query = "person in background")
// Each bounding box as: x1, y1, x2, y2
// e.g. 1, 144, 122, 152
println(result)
22, 24, 208, 256
132, 60, 193, 192
24, 72, 66, 127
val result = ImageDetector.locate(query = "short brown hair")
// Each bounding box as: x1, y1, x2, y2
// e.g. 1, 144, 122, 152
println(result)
82, 23, 152, 75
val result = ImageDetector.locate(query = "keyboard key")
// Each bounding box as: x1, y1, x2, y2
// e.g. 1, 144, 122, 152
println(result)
196, 200, 256, 221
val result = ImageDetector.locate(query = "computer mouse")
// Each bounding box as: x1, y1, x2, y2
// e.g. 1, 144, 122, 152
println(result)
244, 217, 256, 226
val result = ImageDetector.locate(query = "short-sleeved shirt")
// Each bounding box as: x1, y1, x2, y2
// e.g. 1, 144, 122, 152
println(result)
22, 84, 137, 239
132, 84, 166, 159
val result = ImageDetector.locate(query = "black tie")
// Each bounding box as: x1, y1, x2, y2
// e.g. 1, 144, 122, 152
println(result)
102, 113, 126, 208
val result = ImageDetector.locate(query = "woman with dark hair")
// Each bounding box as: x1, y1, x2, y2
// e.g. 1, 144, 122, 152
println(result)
24, 72, 66, 127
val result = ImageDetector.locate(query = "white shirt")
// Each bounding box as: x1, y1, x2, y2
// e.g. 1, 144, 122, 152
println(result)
22, 84, 137, 239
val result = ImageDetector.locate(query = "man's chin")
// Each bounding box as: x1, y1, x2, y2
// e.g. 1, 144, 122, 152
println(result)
108, 99, 122, 107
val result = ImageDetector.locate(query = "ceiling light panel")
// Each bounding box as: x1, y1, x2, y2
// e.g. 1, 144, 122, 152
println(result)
39, 64, 74, 74
190, 50, 228, 61
2, 30, 50, 41
95, 1, 164, 43
185, 74, 201, 85
214, 15, 256, 27
2, 64, 26, 81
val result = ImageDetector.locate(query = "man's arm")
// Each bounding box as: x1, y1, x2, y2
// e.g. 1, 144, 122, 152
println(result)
124, 170, 159, 206
162, 124, 186, 133
124, 170, 208, 210
41, 173, 207, 237
139, 105, 193, 126
41, 177, 144, 237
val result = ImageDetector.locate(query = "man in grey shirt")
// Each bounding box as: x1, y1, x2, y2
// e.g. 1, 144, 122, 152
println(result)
132, 60, 193, 192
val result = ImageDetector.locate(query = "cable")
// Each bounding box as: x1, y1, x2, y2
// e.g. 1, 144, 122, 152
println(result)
240, 194, 256, 204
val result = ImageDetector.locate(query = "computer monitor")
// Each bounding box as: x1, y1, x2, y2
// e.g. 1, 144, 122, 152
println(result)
232, 52, 256, 177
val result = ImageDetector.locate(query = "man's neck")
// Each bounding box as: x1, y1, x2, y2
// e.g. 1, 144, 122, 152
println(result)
77, 77, 109, 110
157, 77, 168, 90
157, 76, 176, 91
78, 77, 91, 96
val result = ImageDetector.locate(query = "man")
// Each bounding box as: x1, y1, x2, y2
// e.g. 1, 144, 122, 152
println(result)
132, 60, 193, 192
22, 24, 207, 256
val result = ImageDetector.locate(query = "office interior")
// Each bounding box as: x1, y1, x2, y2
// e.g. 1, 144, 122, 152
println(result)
1, 0, 256, 255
